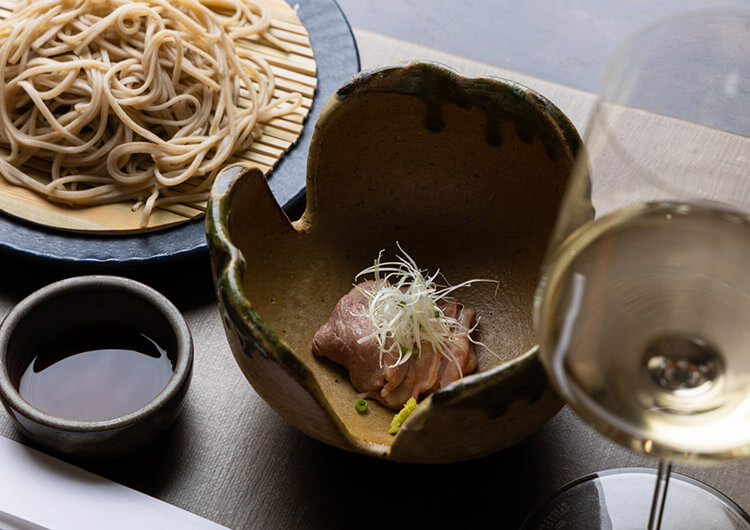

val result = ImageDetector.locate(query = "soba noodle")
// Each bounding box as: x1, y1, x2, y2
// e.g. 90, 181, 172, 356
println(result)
0, 0, 303, 225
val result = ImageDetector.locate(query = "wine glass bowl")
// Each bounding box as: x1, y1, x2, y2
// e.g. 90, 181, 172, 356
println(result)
528, 10, 750, 528
538, 200, 750, 461
537, 10, 750, 463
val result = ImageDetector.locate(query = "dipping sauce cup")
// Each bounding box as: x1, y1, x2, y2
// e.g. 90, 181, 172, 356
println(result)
0, 275, 193, 460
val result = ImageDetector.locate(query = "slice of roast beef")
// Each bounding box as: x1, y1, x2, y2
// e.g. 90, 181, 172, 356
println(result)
312, 280, 478, 410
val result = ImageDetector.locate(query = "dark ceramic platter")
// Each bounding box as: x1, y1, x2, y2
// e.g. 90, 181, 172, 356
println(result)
0, 0, 360, 267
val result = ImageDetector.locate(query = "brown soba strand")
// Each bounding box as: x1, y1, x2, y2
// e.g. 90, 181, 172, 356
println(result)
0, 0, 302, 225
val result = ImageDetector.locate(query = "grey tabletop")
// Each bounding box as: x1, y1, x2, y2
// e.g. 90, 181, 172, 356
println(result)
2, 1, 750, 529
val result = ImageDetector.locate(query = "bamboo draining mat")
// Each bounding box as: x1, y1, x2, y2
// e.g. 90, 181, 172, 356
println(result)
0, 0, 316, 233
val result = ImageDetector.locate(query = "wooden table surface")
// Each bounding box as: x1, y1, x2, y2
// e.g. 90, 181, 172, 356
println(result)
2, 1, 750, 528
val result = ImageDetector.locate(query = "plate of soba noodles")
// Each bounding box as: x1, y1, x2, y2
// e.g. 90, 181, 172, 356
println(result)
0, 0, 359, 265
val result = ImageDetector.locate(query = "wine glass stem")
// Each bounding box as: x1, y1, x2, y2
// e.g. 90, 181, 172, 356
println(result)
648, 459, 673, 529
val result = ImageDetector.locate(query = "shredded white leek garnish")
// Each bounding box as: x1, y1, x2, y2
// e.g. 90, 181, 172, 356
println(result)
354, 244, 496, 375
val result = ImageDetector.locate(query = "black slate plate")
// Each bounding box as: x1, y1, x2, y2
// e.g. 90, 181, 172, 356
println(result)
0, 0, 360, 267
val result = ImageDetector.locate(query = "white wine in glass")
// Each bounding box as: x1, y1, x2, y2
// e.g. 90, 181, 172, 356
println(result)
524, 10, 750, 529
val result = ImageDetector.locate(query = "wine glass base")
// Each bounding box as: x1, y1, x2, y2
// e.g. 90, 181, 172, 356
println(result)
520, 467, 750, 529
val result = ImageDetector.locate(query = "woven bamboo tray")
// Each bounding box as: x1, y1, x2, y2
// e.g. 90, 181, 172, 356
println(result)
0, 0, 316, 233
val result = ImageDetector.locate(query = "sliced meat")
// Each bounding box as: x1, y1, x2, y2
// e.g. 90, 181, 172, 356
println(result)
312, 281, 479, 410
370, 340, 444, 409
311, 281, 385, 392
434, 301, 477, 390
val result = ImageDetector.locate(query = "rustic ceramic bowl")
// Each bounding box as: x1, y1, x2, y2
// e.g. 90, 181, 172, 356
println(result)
207, 61, 583, 463
0, 275, 193, 460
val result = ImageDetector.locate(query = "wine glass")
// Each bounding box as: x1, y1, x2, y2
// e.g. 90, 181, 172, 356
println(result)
523, 10, 750, 529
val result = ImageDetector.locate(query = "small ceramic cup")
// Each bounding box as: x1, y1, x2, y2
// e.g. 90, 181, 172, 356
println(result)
0, 275, 193, 460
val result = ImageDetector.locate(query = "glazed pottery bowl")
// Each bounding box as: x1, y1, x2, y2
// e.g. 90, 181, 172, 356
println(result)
207, 61, 584, 463
0, 275, 193, 460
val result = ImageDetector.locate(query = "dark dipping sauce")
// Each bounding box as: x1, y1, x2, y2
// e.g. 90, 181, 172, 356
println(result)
18, 322, 174, 422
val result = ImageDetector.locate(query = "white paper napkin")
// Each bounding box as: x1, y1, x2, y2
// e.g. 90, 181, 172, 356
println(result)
0, 436, 228, 530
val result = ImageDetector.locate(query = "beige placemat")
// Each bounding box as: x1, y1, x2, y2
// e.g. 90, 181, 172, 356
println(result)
354, 27, 595, 134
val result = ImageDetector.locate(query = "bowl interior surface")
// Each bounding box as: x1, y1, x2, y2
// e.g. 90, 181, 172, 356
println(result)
222, 69, 576, 447
4, 284, 179, 390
